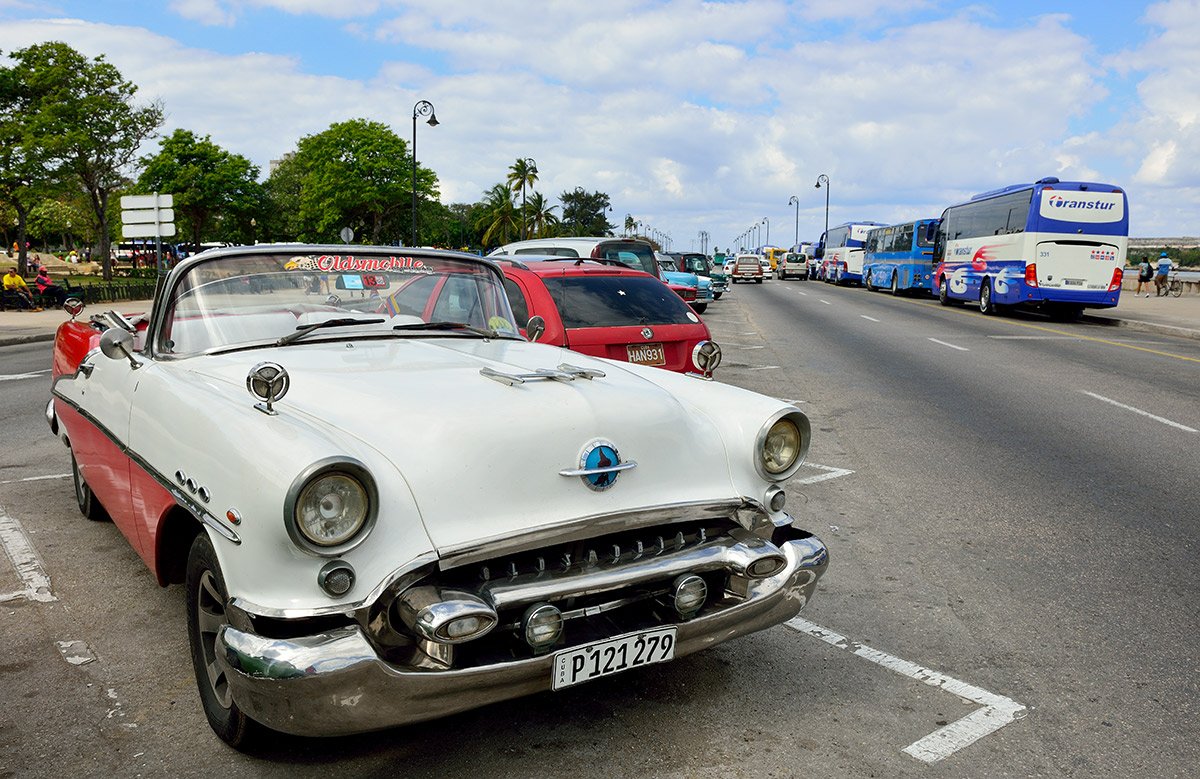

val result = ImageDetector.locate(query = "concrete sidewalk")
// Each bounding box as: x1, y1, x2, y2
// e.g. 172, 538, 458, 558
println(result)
1, 292, 1198, 349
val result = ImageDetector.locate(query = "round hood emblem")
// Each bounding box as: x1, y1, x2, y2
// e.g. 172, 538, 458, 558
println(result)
641, 327, 654, 340
579, 440, 624, 491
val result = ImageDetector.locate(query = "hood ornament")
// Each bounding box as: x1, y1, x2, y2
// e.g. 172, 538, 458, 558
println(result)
558, 439, 637, 491
247, 361, 289, 415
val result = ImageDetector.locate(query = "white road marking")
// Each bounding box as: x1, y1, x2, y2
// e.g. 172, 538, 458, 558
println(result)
860, 315, 880, 322
721, 344, 765, 350
819, 299, 831, 305
796, 290, 809, 296
748, 365, 780, 371
0, 473, 70, 485
0, 369, 51, 382
777, 398, 806, 405
0, 507, 56, 603
928, 338, 969, 351
1080, 391, 1197, 433
786, 617, 1026, 764
794, 463, 854, 484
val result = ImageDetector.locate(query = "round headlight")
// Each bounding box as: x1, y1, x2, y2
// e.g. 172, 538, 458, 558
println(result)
296, 472, 369, 547
759, 415, 807, 478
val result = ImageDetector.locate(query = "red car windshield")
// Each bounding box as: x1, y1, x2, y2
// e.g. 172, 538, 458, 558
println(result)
543, 276, 697, 328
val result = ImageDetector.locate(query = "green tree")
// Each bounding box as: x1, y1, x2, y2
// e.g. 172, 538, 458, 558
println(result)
559, 187, 613, 236
524, 191, 559, 238
10, 41, 163, 280
138, 129, 263, 251
282, 118, 437, 244
475, 183, 518, 248
506, 158, 538, 240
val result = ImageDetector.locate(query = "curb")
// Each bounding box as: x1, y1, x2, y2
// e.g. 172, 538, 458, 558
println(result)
1081, 314, 1200, 342
0, 332, 57, 348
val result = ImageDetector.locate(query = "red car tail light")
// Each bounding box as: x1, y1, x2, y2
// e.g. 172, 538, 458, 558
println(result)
1024, 263, 1038, 288
1108, 268, 1123, 292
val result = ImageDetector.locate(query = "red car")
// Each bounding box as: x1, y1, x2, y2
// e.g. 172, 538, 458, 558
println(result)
497, 257, 721, 375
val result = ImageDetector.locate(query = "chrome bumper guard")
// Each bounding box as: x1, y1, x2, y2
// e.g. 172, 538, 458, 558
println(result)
217, 532, 827, 737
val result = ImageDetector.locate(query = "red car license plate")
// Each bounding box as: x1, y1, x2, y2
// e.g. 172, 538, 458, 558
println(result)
627, 343, 665, 365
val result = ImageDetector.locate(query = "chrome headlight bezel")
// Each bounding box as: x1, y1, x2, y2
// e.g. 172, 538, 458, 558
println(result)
754, 409, 810, 482
284, 457, 379, 557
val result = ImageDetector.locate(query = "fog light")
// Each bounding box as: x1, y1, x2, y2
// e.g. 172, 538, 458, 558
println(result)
672, 574, 707, 618
747, 555, 786, 579
766, 485, 786, 512
522, 603, 563, 651
317, 560, 355, 597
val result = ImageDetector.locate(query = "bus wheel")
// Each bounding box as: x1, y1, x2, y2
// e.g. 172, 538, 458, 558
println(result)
864, 272, 873, 291
890, 273, 900, 296
938, 277, 953, 306
979, 280, 996, 315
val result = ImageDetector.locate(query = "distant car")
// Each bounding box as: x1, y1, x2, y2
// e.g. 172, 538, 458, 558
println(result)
656, 253, 711, 314
671, 252, 727, 300
498, 256, 719, 374
48, 244, 826, 748
732, 254, 764, 284
759, 258, 772, 278
776, 252, 809, 281
490, 237, 659, 279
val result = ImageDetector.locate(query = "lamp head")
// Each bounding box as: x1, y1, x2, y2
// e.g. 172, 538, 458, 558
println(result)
426, 113, 440, 127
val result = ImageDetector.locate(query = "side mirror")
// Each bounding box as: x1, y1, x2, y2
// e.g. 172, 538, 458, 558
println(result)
924, 221, 940, 243
525, 315, 546, 343
99, 328, 140, 370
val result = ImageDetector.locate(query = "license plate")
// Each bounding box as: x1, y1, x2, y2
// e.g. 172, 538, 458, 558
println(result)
1064, 278, 1084, 286
627, 343, 665, 365
552, 627, 677, 690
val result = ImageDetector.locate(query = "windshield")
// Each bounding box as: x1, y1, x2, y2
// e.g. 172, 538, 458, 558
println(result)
595, 241, 658, 277
159, 250, 519, 355
543, 275, 697, 328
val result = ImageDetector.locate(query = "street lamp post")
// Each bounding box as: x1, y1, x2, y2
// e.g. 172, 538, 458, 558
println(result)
788, 195, 799, 249
411, 99, 439, 246
519, 156, 536, 240
762, 217, 769, 249
815, 174, 830, 245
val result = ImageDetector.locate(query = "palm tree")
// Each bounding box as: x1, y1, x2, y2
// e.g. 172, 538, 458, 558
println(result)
524, 191, 559, 238
505, 158, 538, 239
476, 183, 518, 248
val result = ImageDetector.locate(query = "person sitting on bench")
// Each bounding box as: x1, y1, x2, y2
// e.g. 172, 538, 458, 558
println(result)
35, 267, 68, 306
2, 267, 40, 310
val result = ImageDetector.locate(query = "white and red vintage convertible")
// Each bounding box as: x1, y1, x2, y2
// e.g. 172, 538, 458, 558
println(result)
47, 245, 828, 748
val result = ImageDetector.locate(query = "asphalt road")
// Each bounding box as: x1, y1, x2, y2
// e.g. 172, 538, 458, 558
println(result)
0, 284, 1197, 778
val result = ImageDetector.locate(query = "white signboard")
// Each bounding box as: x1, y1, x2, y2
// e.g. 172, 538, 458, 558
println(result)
1038, 191, 1125, 224
121, 208, 175, 225
120, 193, 173, 210
122, 222, 177, 239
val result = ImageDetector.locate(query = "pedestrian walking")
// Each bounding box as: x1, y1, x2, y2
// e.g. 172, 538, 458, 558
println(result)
1154, 252, 1172, 296
1136, 255, 1154, 296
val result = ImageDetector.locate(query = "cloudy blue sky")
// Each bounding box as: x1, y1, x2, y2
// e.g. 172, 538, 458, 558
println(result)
1, 0, 1196, 249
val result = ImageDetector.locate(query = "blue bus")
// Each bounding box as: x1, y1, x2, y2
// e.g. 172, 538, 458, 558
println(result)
931, 177, 1128, 317
862, 218, 939, 294
817, 221, 885, 285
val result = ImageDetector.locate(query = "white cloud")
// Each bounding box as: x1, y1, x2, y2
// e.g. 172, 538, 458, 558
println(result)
1, 1, 1197, 239
169, 0, 236, 27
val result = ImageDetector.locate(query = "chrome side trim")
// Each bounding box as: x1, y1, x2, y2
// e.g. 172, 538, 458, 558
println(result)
50, 389, 241, 545
557, 460, 638, 478
478, 531, 786, 612
436, 499, 746, 571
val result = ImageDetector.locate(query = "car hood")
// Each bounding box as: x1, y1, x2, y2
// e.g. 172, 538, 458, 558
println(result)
186, 337, 739, 556
661, 270, 700, 288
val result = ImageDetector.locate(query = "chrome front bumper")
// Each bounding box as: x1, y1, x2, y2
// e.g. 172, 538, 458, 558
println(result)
217, 534, 828, 737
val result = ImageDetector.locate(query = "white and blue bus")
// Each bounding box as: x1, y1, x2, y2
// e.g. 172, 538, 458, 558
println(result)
862, 218, 939, 294
931, 177, 1128, 317
818, 221, 885, 285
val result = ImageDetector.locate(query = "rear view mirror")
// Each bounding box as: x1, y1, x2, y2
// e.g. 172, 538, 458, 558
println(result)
526, 315, 546, 343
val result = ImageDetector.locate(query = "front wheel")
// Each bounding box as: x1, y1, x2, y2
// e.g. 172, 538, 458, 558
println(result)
71, 452, 109, 521
713, 291, 723, 300
938, 277, 953, 306
187, 534, 259, 748
1170, 280, 1183, 298
864, 272, 873, 291
755, 278, 763, 284
979, 280, 996, 315
890, 272, 900, 296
